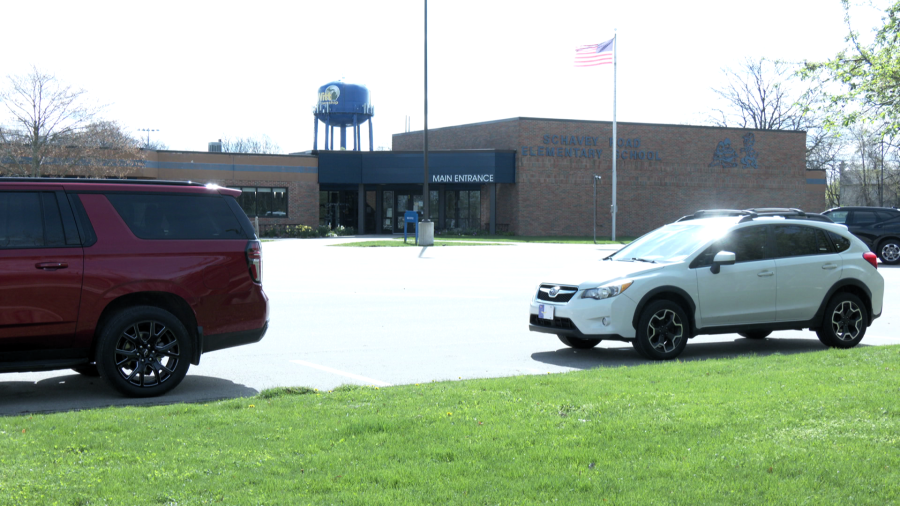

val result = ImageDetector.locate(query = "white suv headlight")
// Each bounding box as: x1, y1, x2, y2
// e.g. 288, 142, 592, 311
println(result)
581, 280, 633, 300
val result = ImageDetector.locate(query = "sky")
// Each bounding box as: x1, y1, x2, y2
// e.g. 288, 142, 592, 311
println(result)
0, 0, 890, 154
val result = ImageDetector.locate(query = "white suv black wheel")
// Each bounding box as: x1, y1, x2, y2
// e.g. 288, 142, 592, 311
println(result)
878, 239, 900, 265
815, 293, 868, 348
634, 300, 689, 360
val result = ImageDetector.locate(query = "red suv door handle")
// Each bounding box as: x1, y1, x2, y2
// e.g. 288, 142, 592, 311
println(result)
35, 262, 68, 270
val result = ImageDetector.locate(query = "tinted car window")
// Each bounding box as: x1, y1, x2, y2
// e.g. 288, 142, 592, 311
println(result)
826, 210, 849, 224
41, 192, 66, 247
0, 192, 45, 248
106, 193, 247, 240
880, 217, 900, 231
876, 211, 897, 222
815, 229, 835, 254
852, 211, 879, 226
828, 232, 851, 253
694, 226, 767, 266
774, 225, 818, 257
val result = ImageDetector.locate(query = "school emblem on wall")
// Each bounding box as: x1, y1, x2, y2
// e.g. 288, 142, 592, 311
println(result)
709, 133, 759, 169
740, 133, 758, 169
708, 138, 737, 168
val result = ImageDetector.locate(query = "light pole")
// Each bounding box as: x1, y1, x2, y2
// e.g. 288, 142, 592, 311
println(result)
593, 175, 602, 244
423, 0, 430, 222
138, 128, 159, 149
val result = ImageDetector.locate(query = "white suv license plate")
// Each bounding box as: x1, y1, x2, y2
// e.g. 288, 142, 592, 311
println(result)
538, 304, 554, 320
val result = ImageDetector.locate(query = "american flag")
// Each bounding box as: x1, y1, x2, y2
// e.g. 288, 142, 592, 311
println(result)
574, 38, 614, 67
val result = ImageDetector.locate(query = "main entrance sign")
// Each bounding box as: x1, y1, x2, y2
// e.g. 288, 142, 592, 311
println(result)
432, 174, 494, 183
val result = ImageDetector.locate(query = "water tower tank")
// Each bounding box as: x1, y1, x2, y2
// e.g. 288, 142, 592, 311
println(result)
313, 81, 374, 151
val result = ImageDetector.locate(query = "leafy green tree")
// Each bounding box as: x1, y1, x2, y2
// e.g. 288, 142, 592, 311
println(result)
800, 0, 900, 134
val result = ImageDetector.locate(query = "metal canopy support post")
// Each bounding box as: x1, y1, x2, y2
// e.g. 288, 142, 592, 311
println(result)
375, 190, 383, 234
490, 184, 497, 235
358, 184, 365, 234
438, 185, 445, 229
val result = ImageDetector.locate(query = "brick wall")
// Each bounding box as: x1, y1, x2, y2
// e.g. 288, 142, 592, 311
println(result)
394, 117, 823, 237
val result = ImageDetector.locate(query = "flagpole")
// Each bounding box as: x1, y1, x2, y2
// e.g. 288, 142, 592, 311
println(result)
611, 31, 617, 241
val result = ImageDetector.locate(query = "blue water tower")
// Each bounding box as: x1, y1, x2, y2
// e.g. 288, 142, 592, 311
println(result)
313, 81, 374, 151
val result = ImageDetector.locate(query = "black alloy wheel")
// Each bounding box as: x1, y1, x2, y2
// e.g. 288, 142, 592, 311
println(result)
815, 293, 868, 349
738, 330, 772, 340
96, 306, 192, 397
878, 239, 900, 265
557, 335, 602, 349
633, 300, 689, 360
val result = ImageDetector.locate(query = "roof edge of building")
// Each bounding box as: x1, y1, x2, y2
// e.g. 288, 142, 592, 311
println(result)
392, 116, 808, 135
150, 149, 318, 158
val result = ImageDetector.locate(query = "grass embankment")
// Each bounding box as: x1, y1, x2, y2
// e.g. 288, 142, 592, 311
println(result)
1, 346, 898, 505
334, 236, 634, 247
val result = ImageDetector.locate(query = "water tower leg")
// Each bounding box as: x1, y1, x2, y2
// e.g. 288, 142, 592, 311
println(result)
324, 119, 329, 151
368, 118, 374, 151
353, 114, 359, 151
340, 126, 347, 150
330, 126, 335, 150
313, 117, 318, 150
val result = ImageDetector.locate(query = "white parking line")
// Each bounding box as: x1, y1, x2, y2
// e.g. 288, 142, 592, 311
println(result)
289, 360, 393, 387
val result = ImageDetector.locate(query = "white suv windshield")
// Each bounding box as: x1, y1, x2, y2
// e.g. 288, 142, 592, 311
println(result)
610, 221, 732, 263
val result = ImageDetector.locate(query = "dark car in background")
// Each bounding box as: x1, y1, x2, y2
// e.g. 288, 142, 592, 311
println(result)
822, 207, 900, 265
0, 179, 269, 397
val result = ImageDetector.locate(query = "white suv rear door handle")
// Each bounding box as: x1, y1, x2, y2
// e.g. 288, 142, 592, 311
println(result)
822, 263, 838, 270
757, 270, 774, 277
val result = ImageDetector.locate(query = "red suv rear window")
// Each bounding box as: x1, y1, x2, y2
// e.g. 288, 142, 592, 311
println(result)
106, 193, 248, 240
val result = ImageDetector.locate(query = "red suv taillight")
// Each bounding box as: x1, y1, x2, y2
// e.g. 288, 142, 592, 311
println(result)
863, 252, 878, 269
246, 240, 262, 283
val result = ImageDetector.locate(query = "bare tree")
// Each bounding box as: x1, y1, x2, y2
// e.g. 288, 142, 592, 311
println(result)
709, 56, 848, 211
0, 67, 143, 177
221, 135, 281, 154
709, 58, 808, 130
840, 125, 883, 206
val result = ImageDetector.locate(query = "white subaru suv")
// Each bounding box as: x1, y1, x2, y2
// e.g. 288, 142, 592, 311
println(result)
529, 209, 885, 360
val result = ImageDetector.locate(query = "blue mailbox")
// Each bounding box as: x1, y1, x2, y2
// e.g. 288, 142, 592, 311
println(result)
403, 211, 419, 244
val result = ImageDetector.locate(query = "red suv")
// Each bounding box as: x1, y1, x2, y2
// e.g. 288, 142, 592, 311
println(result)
0, 179, 269, 397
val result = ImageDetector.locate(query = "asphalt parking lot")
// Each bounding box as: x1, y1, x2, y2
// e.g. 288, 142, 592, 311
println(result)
2, 238, 899, 415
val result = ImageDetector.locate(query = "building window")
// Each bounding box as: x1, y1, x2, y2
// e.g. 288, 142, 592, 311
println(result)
234, 187, 287, 218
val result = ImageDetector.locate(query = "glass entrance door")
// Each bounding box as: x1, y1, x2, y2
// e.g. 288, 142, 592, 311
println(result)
395, 194, 423, 234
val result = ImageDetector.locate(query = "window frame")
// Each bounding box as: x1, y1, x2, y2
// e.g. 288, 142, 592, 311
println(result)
232, 186, 288, 219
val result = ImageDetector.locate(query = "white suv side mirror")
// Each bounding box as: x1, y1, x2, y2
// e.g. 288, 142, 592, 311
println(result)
711, 251, 736, 274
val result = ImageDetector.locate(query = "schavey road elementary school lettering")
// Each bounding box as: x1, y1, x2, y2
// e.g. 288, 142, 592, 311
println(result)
520, 134, 662, 161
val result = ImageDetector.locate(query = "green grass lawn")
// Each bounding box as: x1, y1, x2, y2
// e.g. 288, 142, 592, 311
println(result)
1, 346, 898, 505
